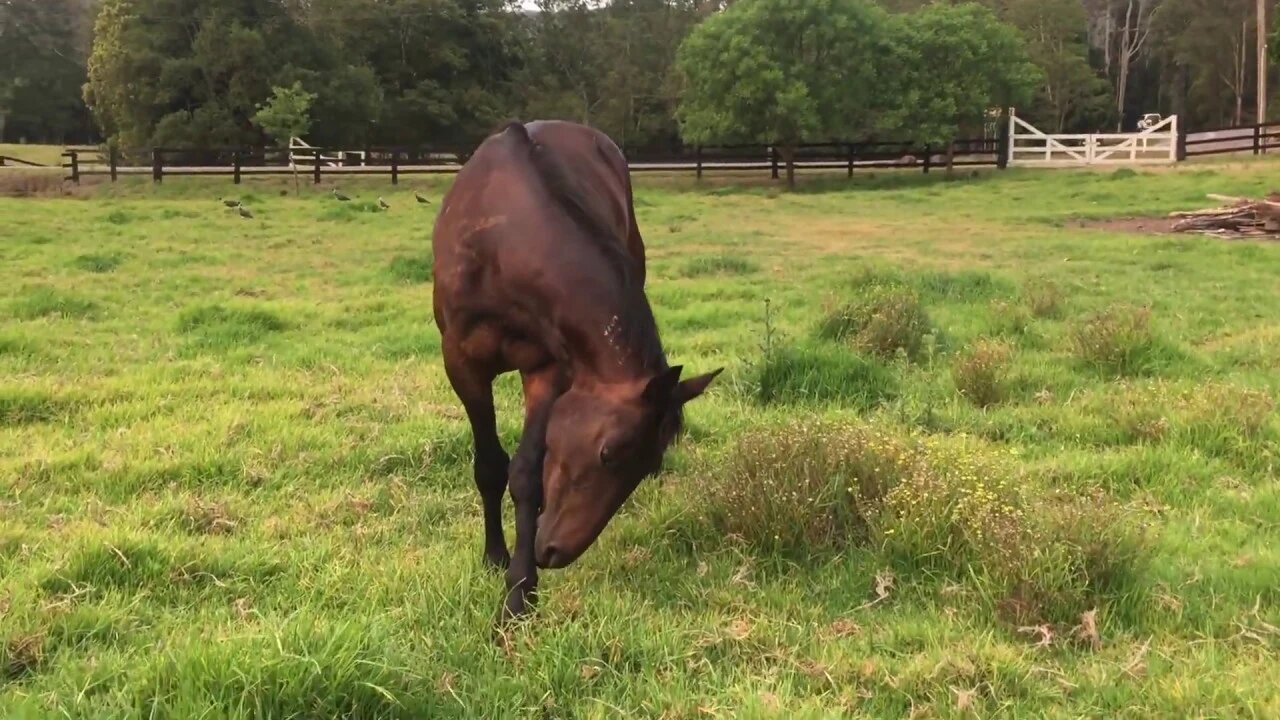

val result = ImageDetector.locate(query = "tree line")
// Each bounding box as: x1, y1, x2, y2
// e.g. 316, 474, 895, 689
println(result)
0, 0, 1277, 153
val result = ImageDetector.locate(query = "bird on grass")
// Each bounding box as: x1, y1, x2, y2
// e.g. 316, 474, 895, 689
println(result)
333, 188, 352, 202
237, 206, 254, 219
378, 197, 391, 210
414, 192, 431, 204
219, 197, 241, 208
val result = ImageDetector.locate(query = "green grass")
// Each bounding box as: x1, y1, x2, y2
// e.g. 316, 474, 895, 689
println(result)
3, 163, 1280, 717
0, 143, 66, 167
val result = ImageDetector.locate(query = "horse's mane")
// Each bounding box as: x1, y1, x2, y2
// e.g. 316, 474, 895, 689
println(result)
501, 122, 637, 283
500, 121, 669, 374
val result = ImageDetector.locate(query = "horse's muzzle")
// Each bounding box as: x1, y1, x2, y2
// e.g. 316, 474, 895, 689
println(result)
534, 523, 573, 569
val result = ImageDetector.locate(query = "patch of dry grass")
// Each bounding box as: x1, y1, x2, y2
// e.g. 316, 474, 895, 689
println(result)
952, 339, 1013, 407
819, 285, 932, 360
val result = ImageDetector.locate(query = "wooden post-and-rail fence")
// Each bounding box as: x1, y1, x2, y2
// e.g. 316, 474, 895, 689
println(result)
59, 136, 1009, 186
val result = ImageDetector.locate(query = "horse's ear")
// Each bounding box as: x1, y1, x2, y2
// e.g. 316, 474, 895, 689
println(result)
643, 365, 683, 405
673, 368, 723, 406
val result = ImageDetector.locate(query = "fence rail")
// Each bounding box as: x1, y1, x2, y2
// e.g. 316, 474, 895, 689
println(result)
0, 154, 48, 168
1181, 120, 1280, 158
59, 137, 1006, 185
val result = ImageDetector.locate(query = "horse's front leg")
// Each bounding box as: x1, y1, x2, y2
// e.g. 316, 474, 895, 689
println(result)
501, 366, 564, 623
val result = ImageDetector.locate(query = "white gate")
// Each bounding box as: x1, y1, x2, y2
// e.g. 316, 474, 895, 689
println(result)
1007, 111, 1178, 167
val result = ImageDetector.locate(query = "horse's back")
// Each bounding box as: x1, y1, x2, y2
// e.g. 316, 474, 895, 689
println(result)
433, 121, 640, 303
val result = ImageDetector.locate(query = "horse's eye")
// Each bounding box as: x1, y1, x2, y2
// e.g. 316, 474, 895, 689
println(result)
599, 445, 616, 468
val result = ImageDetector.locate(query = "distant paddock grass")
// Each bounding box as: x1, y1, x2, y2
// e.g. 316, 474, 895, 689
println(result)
0, 144, 66, 167
2, 160, 1280, 717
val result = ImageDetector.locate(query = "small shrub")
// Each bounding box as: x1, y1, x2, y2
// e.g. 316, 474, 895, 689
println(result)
70, 253, 125, 273
1092, 381, 1273, 457
952, 339, 1012, 408
1070, 305, 1173, 375
698, 423, 1151, 624
10, 287, 98, 320
1198, 384, 1275, 438
387, 255, 433, 284
876, 440, 1150, 624
1022, 279, 1064, 318
679, 255, 759, 278
752, 344, 898, 409
1005, 491, 1151, 624
877, 439, 1026, 576
699, 420, 915, 551
819, 285, 931, 360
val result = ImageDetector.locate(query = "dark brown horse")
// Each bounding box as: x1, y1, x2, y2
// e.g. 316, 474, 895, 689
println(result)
431, 120, 721, 622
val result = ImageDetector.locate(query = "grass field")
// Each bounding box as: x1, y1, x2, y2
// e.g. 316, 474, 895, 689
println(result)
0, 145, 66, 168
2, 162, 1280, 718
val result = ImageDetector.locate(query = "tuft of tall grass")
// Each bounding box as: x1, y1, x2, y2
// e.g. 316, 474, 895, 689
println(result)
679, 255, 760, 278
1070, 304, 1185, 376
387, 254, 433, 283
1022, 278, 1064, 319
752, 345, 898, 409
698, 421, 1152, 624
10, 287, 99, 320
952, 339, 1013, 408
177, 304, 290, 347
819, 285, 931, 360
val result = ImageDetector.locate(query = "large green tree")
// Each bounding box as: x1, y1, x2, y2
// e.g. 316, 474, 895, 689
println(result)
299, 0, 524, 147
520, 0, 723, 150
0, 0, 96, 144
85, 0, 381, 148
884, 2, 1041, 170
675, 0, 891, 188
1003, 0, 1111, 132
1158, 0, 1257, 127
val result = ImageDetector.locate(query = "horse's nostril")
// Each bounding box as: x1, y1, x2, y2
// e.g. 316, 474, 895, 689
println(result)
538, 544, 566, 569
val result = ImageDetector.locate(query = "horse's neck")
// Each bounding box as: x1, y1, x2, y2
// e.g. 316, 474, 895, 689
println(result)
562, 284, 665, 383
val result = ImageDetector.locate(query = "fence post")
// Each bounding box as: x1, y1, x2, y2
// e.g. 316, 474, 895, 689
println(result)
391, 148, 400, 185
233, 150, 242, 184
68, 150, 80, 184
695, 145, 703, 180
151, 149, 162, 183
313, 148, 322, 184
1254, 124, 1262, 155
109, 146, 118, 182
847, 143, 854, 178
1174, 116, 1187, 162
997, 111, 1011, 169
770, 147, 779, 180
922, 144, 932, 174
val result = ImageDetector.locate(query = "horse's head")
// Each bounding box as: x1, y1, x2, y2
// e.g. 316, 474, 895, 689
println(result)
534, 365, 721, 569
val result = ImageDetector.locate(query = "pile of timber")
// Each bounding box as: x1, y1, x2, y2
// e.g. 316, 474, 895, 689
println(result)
1170, 193, 1280, 238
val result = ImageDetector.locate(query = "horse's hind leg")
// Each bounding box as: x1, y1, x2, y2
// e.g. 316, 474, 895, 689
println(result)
442, 341, 511, 570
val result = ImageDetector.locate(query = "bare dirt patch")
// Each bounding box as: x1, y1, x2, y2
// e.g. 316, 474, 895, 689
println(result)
1070, 216, 1175, 235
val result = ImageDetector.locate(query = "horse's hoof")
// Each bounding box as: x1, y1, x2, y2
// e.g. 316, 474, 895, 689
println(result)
496, 586, 538, 626
484, 548, 511, 571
